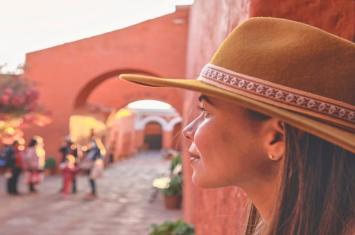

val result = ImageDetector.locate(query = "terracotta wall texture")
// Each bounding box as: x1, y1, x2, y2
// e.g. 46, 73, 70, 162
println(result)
183, 1, 354, 234
106, 113, 137, 159
24, 7, 190, 158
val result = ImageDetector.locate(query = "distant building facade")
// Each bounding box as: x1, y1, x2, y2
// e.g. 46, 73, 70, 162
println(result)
23, 7, 189, 158
105, 106, 182, 160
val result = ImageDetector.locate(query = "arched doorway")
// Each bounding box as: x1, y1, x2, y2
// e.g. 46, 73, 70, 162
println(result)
143, 121, 163, 150
103, 99, 181, 160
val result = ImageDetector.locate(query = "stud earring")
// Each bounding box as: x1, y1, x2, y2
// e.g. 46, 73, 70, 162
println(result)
268, 154, 274, 160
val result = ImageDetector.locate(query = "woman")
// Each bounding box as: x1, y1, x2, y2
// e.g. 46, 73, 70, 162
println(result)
120, 18, 355, 234
24, 136, 45, 193
82, 138, 104, 199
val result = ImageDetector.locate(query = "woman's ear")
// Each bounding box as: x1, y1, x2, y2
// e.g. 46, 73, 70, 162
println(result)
263, 119, 285, 161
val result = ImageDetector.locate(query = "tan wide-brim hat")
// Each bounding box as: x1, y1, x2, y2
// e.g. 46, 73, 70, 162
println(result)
119, 17, 355, 153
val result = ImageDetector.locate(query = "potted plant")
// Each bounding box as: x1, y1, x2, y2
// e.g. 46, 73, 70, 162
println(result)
162, 174, 183, 209
44, 157, 57, 175
149, 219, 195, 235
169, 154, 182, 174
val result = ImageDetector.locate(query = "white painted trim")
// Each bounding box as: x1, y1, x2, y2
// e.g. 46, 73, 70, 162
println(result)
136, 115, 169, 131
166, 117, 182, 131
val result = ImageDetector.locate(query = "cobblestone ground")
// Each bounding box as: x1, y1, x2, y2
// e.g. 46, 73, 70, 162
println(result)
0, 151, 181, 235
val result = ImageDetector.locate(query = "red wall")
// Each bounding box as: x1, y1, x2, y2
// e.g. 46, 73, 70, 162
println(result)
144, 122, 162, 135
24, 7, 190, 158
183, 1, 354, 234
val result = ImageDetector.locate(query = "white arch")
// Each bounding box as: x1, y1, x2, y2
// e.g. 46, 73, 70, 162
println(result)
166, 116, 182, 131
135, 115, 169, 131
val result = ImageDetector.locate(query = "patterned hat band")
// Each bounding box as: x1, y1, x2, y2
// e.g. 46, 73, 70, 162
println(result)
198, 64, 355, 128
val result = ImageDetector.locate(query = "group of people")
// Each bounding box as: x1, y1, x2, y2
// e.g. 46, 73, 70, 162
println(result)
58, 135, 105, 199
0, 133, 105, 199
1, 136, 45, 195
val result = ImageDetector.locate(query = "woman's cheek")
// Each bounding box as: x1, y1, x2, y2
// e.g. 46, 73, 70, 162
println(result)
194, 120, 215, 157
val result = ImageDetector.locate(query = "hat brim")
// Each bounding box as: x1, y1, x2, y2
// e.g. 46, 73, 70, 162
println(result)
119, 74, 355, 153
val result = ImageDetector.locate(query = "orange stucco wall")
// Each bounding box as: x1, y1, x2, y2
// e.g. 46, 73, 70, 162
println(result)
183, 1, 354, 235
107, 114, 137, 158
105, 113, 181, 159
24, 7, 189, 158
144, 122, 162, 135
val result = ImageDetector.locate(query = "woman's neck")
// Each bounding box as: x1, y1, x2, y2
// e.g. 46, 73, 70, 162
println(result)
241, 165, 282, 223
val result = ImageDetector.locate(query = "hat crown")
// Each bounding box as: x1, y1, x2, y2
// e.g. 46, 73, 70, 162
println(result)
210, 17, 355, 105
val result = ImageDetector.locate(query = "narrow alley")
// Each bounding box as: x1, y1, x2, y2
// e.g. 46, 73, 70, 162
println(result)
0, 151, 181, 235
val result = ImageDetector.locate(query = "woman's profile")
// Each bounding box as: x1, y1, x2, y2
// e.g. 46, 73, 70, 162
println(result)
120, 17, 355, 235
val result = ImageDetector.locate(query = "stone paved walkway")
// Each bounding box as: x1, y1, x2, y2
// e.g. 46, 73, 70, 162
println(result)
0, 151, 181, 235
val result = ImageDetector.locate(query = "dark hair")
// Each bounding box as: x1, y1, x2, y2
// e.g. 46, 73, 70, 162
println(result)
245, 124, 355, 235
28, 138, 38, 147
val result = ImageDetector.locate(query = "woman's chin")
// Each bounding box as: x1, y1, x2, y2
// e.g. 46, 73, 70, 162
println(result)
192, 172, 224, 188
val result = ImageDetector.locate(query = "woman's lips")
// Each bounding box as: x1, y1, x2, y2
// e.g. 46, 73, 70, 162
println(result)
189, 144, 201, 164
189, 153, 201, 163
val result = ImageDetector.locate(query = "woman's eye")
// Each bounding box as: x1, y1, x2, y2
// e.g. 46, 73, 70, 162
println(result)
198, 106, 210, 118
202, 111, 210, 118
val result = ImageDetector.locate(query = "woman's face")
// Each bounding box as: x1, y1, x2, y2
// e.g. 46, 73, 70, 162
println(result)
183, 95, 275, 188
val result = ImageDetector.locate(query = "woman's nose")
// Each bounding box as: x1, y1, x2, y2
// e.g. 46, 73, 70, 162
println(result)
182, 119, 196, 140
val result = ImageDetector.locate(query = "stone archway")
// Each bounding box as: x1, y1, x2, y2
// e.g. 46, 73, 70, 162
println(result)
73, 68, 159, 109
136, 115, 170, 131
135, 115, 179, 151
23, 7, 189, 157
73, 68, 183, 118
70, 70, 183, 144
143, 121, 163, 150
166, 116, 182, 131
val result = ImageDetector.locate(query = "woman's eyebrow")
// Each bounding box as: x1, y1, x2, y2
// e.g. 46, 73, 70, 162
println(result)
198, 95, 214, 105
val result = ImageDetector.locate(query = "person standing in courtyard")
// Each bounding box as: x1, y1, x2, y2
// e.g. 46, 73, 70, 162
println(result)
24, 136, 46, 193
82, 137, 104, 199
3, 140, 24, 195
59, 154, 77, 197
120, 18, 355, 234
59, 136, 79, 193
